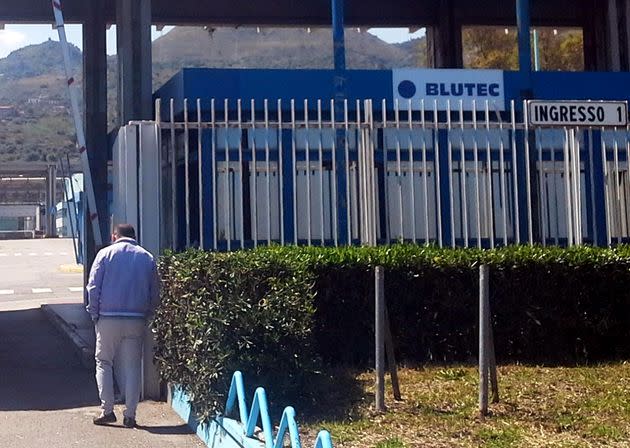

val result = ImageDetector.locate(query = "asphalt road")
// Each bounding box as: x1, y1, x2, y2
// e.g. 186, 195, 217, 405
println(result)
0, 308, 204, 448
0, 241, 204, 448
0, 238, 83, 310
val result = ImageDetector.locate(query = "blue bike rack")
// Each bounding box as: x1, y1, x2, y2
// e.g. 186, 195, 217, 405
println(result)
170, 371, 334, 448
224, 371, 334, 448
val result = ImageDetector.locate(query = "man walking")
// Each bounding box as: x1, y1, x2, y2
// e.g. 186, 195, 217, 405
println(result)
86, 224, 160, 428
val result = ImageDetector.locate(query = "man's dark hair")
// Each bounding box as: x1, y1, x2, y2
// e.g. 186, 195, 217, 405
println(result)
114, 224, 136, 239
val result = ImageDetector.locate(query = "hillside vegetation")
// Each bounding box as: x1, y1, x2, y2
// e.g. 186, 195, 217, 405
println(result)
0, 25, 582, 167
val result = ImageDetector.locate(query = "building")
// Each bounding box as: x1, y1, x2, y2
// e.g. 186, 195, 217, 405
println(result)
0, 105, 17, 119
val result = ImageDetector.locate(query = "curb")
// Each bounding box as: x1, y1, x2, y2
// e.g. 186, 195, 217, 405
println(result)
42, 304, 94, 370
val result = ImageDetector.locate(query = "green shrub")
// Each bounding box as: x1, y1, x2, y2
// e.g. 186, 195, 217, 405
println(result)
153, 244, 630, 418
153, 248, 318, 420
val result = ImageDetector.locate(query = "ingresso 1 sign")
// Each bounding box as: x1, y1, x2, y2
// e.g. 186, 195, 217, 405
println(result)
528, 100, 628, 127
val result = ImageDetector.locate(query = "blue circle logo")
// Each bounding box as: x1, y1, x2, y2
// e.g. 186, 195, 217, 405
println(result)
398, 80, 417, 99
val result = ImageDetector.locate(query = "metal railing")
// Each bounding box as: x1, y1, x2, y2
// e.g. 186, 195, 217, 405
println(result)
149, 97, 630, 250
224, 371, 334, 448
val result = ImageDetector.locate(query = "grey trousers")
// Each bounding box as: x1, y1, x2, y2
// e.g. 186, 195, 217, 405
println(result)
95, 318, 145, 418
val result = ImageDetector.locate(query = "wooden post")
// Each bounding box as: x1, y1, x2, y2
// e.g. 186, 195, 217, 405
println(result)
375, 266, 386, 412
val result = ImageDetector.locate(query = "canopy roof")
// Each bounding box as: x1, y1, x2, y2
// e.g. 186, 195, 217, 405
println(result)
0, 0, 588, 26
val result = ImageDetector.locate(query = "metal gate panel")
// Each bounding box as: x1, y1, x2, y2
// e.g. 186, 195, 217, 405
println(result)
143, 98, 630, 251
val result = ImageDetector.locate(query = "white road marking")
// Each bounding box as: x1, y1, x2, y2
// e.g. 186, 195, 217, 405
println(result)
44, 252, 54, 256
68, 287, 84, 292
60, 252, 69, 256
28, 253, 38, 256
0, 290, 14, 295
32, 288, 53, 294
14, 253, 22, 256
0, 253, 7, 257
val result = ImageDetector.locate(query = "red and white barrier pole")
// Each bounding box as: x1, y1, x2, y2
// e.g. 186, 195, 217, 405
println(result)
51, 0, 104, 247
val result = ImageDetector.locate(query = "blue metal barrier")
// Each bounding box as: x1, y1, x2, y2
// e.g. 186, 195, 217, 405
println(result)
224, 371, 334, 448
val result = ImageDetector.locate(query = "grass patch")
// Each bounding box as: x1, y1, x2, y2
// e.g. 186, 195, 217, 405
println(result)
477, 426, 521, 447
301, 364, 630, 447
375, 438, 405, 448
590, 424, 624, 441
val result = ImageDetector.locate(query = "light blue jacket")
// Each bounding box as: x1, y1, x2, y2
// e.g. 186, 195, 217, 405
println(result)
86, 237, 160, 320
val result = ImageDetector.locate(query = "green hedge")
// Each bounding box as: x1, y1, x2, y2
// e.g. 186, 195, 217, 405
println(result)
153, 249, 318, 420
303, 244, 630, 364
153, 245, 630, 417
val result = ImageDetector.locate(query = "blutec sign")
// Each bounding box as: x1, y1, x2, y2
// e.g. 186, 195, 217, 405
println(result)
392, 69, 506, 111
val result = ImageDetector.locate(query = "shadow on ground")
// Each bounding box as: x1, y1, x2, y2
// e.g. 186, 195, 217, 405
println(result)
0, 308, 99, 411
293, 368, 367, 424
135, 424, 194, 435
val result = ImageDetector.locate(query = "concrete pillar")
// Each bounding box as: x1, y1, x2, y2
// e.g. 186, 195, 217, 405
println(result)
583, 5, 606, 71
116, 0, 159, 400
83, 0, 109, 300
607, 0, 622, 71
585, 0, 615, 71
116, 0, 153, 125
431, 0, 462, 68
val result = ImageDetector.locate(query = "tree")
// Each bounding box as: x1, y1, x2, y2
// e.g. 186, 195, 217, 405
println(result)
463, 27, 518, 70
463, 26, 584, 71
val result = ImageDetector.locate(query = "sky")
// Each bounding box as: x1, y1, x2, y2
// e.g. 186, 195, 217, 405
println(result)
0, 24, 426, 59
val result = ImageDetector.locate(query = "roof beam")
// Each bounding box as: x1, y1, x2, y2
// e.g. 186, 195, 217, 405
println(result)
0, 0, 587, 27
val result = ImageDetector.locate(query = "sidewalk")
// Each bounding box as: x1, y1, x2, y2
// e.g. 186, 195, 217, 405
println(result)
0, 305, 204, 448
42, 302, 95, 368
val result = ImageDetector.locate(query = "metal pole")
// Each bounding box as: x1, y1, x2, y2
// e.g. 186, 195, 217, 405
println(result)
332, 0, 346, 72
510, 101, 521, 244
170, 99, 177, 250
237, 99, 245, 249
533, 28, 540, 71
184, 99, 191, 248
447, 101, 455, 247
472, 101, 482, 247
251, 99, 259, 247
516, 0, 533, 90
408, 99, 417, 244
305, 100, 313, 246
479, 264, 490, 417
384, 308, 402, 401
434, 101, 443, 247
421, 100, 430, 243
211, 99, 218, 250
318, 100, 325, 245
197, 98, 204, 249
332, 0, 348, 245
459, 101, 469, 247
375, 266, 386, 412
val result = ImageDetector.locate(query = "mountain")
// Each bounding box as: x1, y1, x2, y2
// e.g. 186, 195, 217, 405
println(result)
151, 27, 426, 86
0, 26, 428, 168
0, 39, 81, 80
